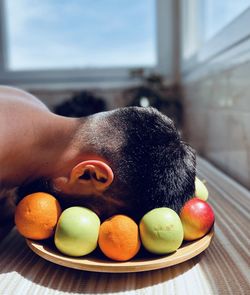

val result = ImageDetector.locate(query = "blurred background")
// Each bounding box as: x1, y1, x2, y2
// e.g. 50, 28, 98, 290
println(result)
0, 0, 249, 189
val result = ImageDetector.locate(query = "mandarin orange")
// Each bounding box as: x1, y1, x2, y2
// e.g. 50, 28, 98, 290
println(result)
15, 192, 62, 240
98, 214, 141, 261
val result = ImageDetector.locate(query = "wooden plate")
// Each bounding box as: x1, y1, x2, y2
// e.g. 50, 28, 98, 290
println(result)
26, 227, 214, 273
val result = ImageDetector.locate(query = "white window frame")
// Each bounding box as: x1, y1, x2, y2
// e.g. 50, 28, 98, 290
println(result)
0, 0, 177, 90
180, 1, 250, 76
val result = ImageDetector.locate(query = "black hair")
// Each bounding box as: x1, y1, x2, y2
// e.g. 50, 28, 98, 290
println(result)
82, 107, 196, 220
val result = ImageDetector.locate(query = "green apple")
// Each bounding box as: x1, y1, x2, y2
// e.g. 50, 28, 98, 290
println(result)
195, 177, 209, 201
139, 208, 184, 254
54, 207, 100, 257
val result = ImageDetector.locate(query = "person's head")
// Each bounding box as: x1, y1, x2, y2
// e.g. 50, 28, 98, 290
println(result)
18, 107, 196, 221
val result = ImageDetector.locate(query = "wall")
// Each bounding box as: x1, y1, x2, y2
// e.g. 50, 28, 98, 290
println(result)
182, 60, 250, 189
28, 83, 182, 128
29, 87, 126, 111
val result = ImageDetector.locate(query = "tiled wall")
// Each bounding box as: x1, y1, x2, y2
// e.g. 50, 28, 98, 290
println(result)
182, 61, 250, 189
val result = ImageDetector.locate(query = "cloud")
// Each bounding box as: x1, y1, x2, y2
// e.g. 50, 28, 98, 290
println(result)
5, 0, 156, 70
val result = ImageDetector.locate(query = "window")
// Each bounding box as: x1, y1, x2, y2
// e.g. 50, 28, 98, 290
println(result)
181, 0, 250, 71
4, 0, 156, 71
201, 0, 250, 41
0, 0, 177, 87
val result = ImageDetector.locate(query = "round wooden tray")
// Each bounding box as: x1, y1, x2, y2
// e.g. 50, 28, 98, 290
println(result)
26, 227, 214, 273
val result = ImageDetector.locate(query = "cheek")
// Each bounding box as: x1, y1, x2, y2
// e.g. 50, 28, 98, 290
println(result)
51, 185, 127, 220
52, 178, 86, 196
53, 191, 100, 212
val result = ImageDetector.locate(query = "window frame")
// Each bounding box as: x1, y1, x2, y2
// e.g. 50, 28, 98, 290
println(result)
180, 1, 250, 75
0, 0, 176, 89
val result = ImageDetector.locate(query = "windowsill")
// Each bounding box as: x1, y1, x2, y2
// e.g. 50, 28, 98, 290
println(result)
181, 37, 250, 82
0, 156, 248, 294
181, 8, 250, 82
0, 79, 144, 92
0, 66, 151, 91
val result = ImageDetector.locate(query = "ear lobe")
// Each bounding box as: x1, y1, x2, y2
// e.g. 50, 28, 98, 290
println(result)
70, 160, 114, 192
53, 176, 69, 192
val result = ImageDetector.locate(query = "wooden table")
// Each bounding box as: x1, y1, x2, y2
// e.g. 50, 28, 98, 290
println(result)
0, 157, 249, 295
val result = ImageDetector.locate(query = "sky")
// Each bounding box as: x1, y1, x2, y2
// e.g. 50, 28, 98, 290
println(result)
5, 0, 250, 71
202, 0, 250, 41
5, 0, 156, 70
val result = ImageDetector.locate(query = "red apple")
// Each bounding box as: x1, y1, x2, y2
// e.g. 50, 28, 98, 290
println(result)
180, 198, 215, 241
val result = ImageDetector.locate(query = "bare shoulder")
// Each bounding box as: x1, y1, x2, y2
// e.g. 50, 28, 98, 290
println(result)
0, 86, 50, 167
0, 85, 49, 110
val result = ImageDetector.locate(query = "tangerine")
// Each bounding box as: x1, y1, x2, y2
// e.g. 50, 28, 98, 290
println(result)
98, 214, 141, 261
15, 192, 62, 240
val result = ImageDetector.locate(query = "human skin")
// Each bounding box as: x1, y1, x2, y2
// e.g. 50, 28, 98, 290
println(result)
0, 86, 122, 240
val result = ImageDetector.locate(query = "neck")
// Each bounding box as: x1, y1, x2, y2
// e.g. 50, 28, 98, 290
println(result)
31, 114, 81, 179
1, 113, 81, 188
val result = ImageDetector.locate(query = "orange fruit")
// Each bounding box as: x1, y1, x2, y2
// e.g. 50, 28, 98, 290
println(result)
98, 215, 141, 261
15, 192, 62, 240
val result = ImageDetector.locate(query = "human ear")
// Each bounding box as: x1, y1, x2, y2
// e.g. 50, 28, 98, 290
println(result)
69, 160, 114, 193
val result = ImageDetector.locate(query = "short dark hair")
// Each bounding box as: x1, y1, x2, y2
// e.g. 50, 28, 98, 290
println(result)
80, 107, 196, 219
